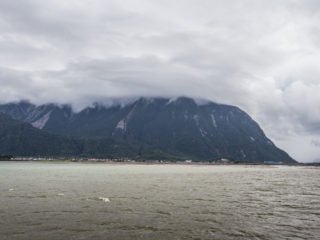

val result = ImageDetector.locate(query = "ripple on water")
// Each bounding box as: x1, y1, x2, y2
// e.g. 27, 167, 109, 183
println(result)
8, 195, 48, 199
154, 210, 172, 216
117, 225, 160, 232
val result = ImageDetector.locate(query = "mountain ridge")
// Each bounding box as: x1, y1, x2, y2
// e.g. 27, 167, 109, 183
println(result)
0, 97, 296, 163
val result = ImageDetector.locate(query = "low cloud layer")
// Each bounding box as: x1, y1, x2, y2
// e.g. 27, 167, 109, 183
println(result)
1, 0, 320, 162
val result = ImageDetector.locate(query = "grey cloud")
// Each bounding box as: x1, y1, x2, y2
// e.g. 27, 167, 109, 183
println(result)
311, 140, 320, 148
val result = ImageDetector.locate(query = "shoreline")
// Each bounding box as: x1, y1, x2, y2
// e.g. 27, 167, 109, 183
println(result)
1, 160, 319, 167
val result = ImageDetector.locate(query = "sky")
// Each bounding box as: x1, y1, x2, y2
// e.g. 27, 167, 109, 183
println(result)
0, 0, 320, 162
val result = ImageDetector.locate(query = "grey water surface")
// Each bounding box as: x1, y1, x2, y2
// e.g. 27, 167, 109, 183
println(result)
0, 162, 319, 240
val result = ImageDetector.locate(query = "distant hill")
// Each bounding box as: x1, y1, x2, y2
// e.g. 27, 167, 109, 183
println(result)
0, 97, 296, 163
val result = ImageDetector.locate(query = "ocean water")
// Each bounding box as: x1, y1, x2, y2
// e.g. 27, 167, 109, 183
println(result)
0, 162, 319, 240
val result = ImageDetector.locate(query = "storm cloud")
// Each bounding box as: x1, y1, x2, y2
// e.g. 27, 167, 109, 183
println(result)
1, 0, 320, 162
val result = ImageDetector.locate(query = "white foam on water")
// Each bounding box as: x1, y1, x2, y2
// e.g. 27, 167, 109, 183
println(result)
57, 193, 64, 196
98, 197, 110, 203
9, 188, 14, 191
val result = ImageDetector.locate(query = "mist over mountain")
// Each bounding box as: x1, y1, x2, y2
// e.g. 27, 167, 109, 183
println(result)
1, 0, 320, 162
0, 97, 295, 163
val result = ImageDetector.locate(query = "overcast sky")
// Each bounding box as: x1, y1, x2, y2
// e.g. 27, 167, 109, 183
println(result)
0, 0, 320, 162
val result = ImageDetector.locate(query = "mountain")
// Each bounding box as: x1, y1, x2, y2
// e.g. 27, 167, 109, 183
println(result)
0, 101, 73, 130
0, 97, 296, 163
0, 112, 135, 158
0, 112, 77, 156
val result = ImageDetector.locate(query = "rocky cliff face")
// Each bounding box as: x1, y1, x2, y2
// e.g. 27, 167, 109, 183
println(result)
0, 101, 73, 130
0, 97, 295, 162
